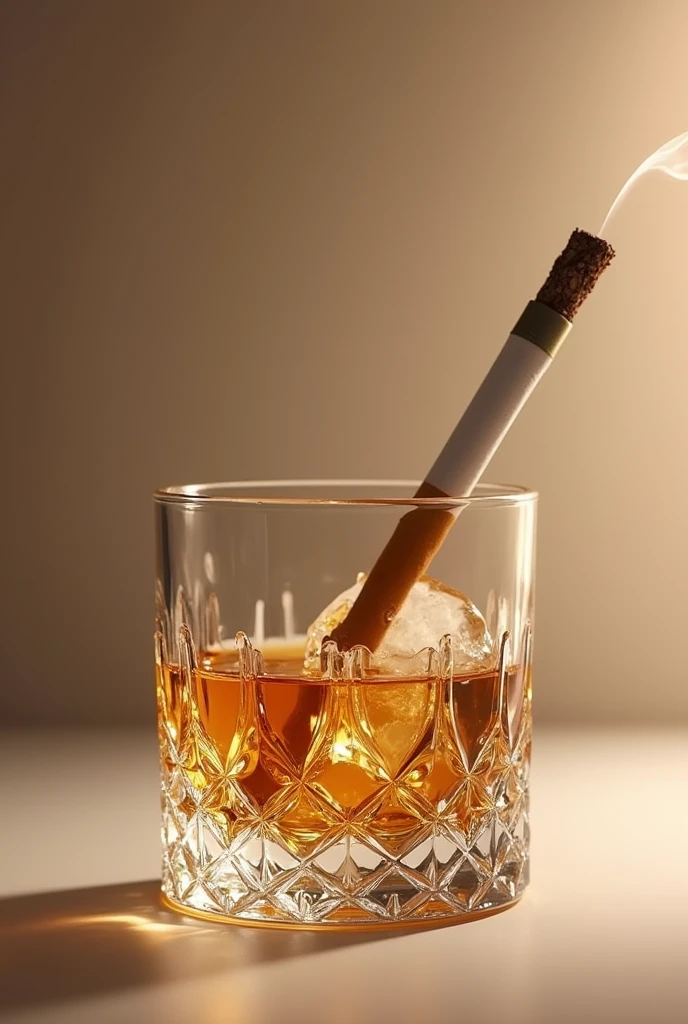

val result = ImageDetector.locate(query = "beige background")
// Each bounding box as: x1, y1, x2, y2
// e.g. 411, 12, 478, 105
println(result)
1, 0, 687, 726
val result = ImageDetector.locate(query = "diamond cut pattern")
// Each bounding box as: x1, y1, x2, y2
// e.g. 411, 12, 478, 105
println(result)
158, 629, 531, 926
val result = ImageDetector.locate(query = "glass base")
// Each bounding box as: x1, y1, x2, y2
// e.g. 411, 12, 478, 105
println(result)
161, 890, 523, 931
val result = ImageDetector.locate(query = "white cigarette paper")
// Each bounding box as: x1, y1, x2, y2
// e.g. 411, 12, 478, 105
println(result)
426, 333, 557, 499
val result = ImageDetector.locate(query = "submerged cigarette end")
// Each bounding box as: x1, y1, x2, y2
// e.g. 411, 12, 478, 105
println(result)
536, 229, 615, 321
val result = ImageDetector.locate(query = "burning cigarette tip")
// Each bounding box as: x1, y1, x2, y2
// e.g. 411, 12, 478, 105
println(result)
536, 228, 615, 322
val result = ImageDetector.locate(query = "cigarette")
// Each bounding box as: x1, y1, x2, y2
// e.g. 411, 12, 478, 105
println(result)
330, 229, 615, 653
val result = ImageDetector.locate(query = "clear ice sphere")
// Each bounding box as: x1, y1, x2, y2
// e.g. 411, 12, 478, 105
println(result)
304, 574, 493, 676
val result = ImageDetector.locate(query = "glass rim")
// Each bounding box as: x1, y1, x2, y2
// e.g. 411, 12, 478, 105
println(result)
154, 479, 538, 508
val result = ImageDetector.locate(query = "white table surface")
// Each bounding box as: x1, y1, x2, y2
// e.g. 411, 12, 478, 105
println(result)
1, 727, 687, 1024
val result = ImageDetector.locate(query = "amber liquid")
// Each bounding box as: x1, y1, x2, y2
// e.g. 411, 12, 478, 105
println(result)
157, 647, 530, 858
